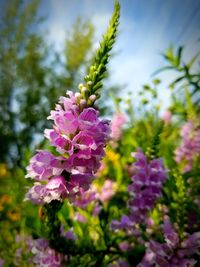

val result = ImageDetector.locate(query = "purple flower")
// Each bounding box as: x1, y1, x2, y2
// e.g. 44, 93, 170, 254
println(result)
44, 129, 73, 154
25, 176, 68, 205
74, 212, 87, 223
25, 151, 66, 181
31, 238, 65, 267
0, 258, 5, 267
25, 90, 110, 204
25, 183, 47, 205
73, 188, 96, 208
111, 149, 167, 232
60, 226, 77, 241
97, 179, 117, 203
46, 99, 110, 176
119, 241, 131, 252
175, 121, 200, 173
128, 150, 167, 223
138, 220, 200, 267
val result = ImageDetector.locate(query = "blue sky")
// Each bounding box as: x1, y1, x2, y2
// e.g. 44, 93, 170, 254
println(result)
38, 0, 200, 110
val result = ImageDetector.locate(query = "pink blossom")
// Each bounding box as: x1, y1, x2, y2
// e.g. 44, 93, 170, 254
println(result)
73, 188, 96, 208
0, 258, 5, 267
74, 212, 87, 223
31, 239, 65, 267
111, 149, 167, 232
25, 176, 68, 205
25, 151, 65, 181
97, 180, 117, 203
162, 110, 172, 124
138, 221, 200, 267
111, 112, 126, 141
175, 121, 200, 173
25, 90, 110, 204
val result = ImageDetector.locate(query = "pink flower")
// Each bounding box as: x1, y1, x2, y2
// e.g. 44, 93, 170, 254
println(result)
26, 90, 110, 204
74, 212, 87, 223
25, 176, 68, 205
111, 149, 167, 232
73, 188, 96, 208
25, 151, 64, 181
0, 258, 5, 267
175, 121, 200, 173
128, 150, 167, 223
97, 180, 117, 203
44, 129, 73, 154
31, 238, 65, 267
111, 112, 126, 141
138, 221, 200, 267
162, 110, 172, 124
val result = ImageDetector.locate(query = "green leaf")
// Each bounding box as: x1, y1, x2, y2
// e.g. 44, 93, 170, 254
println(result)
82, 0, 120, 98
186, 51, 200, 69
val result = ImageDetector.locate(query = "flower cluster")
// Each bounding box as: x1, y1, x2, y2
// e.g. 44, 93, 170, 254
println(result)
13, 234, 68, 267
0, 258, 5, 267
111, 149, 167, 231
73, 179, 117, 212
175, 121, 200, 173
31, 239, 65, 267
138, 220, 200, 267
111, 112, 127, 142
93, 179, 117, 204
161, 110, 172, 125
25, 91, 110, 205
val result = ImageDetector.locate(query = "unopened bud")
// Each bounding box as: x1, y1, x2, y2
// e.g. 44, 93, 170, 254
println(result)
80, 99, 87, 107
87, 81, 93, 86
75, 92, 81, 98
78, 83, 84, 90
89, 94, 96, 102
81, 87, 89, 100
90, 65, 96, 71
81, 86, 87, 93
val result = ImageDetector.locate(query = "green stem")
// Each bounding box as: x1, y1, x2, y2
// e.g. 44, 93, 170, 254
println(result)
82, 1, 120, 97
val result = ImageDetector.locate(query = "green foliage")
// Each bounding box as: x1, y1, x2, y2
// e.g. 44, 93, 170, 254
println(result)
83, 0, 120, 95
170, 170, 189, 236
64, 18, 94, 88
154, 45, 200, 109
0, 0, 95, 169
146, 121, 164, 159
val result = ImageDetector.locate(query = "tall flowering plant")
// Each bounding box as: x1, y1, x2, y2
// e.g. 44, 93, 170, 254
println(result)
24, 1, 120, 265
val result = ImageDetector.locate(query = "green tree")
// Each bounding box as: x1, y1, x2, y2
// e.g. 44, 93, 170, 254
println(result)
0, 0, 95, 169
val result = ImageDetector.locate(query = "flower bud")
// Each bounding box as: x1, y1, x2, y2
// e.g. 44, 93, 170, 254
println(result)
78, 83, 83, 90
80, 99, 87, 108
87, 81, 93, 86
89, 94, 96, 102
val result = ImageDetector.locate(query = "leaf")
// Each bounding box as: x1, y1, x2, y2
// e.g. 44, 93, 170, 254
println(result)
169, 76, 184, 88
176, 46, 184, 66
83, 0, 120, 96
182, 169, 200, 179
186, 51, 200, 69
151, 66, 174, 76
153, 79, 161, 85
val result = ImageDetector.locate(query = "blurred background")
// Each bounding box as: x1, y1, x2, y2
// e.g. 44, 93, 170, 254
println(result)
0, 0, 200, 265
